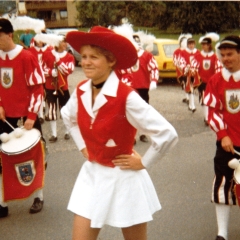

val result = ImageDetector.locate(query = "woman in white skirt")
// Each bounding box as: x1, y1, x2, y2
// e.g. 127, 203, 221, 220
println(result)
61, 26, 178, 240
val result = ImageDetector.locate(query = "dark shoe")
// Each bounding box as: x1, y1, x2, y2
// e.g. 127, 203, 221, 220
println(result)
188, 107, 196, 113
64, 133, 70, 140
140, 135, 148, 142
49, 136, 57, 143
39, 118, 44, 124
204, 119, 209, 126
215, 236, 225, 240
182, 98, 189, 104
29, 197, 44, 214
45, 116, 50, 121
0, 205, 8, 218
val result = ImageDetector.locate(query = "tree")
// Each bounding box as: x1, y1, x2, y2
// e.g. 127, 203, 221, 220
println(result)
159, 1, 240, 34
75, 1, 166, 28
76, 1, 127, 27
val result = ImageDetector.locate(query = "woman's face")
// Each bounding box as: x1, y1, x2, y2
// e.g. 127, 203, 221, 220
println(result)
80, 45, 116, 83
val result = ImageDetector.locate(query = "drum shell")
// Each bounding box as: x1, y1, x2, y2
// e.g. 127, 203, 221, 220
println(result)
1, 140, 45, 201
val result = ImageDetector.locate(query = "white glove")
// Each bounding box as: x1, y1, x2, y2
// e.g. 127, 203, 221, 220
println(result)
149, 81, 157, 91
51, 69, 58, 77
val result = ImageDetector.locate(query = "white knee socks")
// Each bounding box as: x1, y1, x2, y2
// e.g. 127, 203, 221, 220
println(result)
215, 203, 230, 240
0, 175, 7, 207
50, 120, 57, 137
188, 93, 196, 110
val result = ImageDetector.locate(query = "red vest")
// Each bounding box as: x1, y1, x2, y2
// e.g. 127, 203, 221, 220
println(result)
77, 80, 137, 167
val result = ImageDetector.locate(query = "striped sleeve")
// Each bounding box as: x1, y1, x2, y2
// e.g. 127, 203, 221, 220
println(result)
204, 76, 227, 139
148, 55, 159, 82
24, 53, 44, 120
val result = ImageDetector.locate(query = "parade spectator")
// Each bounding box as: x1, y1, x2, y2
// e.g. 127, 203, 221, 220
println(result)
42, 37, 75, 143
0, 18, 45, 217
61, 26, 178, 240
204, 35, 240, 240
191, 33, 221, 125
19, 29, 33, 49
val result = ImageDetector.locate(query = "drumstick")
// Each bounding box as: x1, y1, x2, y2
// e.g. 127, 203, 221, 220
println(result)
4, 119, 15, 130
234, 149, 240, 157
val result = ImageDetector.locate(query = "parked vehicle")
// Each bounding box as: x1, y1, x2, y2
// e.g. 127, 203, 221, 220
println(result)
151, 39, 179, 82
46, 28, 81, 66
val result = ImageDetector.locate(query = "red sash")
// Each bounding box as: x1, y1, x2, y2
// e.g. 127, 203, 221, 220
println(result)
1, 141, 45, 201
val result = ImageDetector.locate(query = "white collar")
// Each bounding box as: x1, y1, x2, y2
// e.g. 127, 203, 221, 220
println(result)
0, 45, 23, 60
34, 44, 48, 52
222, 68, 240, 82
186, 48, 197, 54
52, 49, 67, 58
79, 71, 119, 97
200, 50, 214, 57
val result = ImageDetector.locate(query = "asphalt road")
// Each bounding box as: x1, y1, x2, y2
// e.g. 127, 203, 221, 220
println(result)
0, 67, 239, 240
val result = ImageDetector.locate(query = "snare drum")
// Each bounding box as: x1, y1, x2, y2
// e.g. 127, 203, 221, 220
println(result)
0, 128, 45, 201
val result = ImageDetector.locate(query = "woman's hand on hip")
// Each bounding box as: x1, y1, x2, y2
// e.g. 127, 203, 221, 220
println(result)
81, 148, 89, 159
112, 149, 145, 170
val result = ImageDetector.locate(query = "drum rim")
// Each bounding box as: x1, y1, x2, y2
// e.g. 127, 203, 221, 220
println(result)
0, 128, 41, 155
1, 135, 41, 155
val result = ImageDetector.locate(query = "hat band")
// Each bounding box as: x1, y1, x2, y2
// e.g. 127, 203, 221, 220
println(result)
220, 40, 238, 46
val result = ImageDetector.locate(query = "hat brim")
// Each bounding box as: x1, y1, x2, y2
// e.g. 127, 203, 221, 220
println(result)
66, 31, 138, 69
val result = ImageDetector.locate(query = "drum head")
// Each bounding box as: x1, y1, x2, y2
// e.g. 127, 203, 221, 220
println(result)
1, 128, 41, 155
234, 165, 240, 184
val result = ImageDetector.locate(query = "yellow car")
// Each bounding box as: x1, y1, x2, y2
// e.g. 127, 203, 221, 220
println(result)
151, 39, 179, 82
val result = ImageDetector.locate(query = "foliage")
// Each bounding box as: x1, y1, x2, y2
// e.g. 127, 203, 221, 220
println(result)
159, 1, 240, 34
0, 1, 16, 15
75, 1, 240, 34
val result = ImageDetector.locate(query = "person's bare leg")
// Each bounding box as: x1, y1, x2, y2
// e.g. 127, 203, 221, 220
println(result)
72, 215, 101, 240
121, 223, 147, 240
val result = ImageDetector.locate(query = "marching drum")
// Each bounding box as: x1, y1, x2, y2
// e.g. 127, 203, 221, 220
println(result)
0, 128, 45, 201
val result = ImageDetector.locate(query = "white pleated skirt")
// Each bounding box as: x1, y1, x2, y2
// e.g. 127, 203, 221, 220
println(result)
67, 160, 161, 228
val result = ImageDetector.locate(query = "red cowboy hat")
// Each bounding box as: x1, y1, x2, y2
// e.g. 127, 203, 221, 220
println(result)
66, 26, 138, 69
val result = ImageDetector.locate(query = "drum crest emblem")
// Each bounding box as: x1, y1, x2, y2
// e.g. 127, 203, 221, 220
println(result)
15, 160, 36, 186
226, 89, 240, 113
0, 68, 13, 88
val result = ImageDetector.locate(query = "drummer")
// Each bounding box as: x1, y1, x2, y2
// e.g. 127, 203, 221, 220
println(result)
0, 19, 45, 218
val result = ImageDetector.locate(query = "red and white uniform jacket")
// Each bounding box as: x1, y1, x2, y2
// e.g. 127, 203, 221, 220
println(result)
119, 49, 159, 88
42, 49, 74, 91
29, 44, 53, 67
204, 68, 240, 146
61, 71, 178, 168
0, 45, 44, 120
191, 50, 222, 83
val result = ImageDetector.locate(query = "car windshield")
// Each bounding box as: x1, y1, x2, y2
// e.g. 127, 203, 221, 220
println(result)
163, 44, 179, 57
